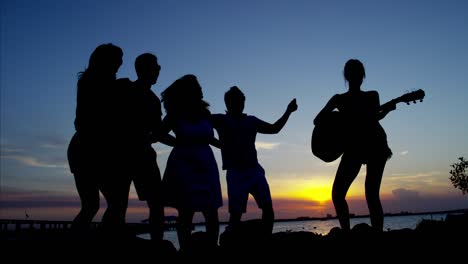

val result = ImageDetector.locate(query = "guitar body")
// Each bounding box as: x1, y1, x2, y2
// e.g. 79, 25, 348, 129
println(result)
311, 111, 345, 163
311, 89, 425, 163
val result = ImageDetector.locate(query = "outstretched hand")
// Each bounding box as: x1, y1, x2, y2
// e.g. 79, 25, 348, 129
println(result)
287, 98, 298, 113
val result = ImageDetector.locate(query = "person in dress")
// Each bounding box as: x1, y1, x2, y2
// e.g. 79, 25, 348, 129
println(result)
161, 74, 222, 250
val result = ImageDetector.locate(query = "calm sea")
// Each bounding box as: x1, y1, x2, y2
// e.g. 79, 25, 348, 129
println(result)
139, 212, 448, 250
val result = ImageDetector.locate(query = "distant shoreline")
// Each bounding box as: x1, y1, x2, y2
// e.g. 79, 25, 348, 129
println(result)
198, 207, 468, 226
2, 208, 466, 228
278, 207, 468, 221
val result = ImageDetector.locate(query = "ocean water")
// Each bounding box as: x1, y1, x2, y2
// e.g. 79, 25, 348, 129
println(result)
139, 212, 448, 250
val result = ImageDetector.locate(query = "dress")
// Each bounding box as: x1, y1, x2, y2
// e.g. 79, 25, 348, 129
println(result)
162, 118, 222, 211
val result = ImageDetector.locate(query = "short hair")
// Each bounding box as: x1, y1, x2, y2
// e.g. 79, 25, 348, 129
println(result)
135, 53, 157, 75
224, 86, 245, 107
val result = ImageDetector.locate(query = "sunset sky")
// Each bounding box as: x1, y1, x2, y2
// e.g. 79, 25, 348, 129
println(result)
1, 0, 467, 223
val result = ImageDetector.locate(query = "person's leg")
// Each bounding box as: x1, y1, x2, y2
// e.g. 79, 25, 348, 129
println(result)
100, 174, 131, 239
260, 205, 274, 235
251, 165, 274, 235
365, 158, 386, 231
202, 209, 220, 247
229, 211, 242, 227
72, 172, 100, 230
69, 134, 99, 230
332, 155, 361, 231
177, 209, 194, 251
138, 156, 164, 241
226, 168, 248, 228
147, 196, 164, 240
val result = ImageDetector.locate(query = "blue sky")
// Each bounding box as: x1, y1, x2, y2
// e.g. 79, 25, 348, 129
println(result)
1, 0, 467, 222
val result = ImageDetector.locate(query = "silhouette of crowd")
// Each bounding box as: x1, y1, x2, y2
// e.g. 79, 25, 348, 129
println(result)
68, 43, 420, 253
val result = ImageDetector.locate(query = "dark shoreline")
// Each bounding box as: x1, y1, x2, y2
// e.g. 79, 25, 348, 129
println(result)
1, 212, 466, 261
1, 211, 466, 262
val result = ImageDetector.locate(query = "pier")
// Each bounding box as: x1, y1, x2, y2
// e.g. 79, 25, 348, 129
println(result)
0, 218, 177, 236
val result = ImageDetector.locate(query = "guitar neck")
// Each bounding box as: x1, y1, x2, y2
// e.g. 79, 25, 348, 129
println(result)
379, 89, 425, 113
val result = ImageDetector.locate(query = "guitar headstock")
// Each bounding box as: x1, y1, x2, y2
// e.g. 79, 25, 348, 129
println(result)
398, 89, 425, 105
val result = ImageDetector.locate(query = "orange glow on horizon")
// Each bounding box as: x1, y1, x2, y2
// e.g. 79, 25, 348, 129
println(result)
294, 185, 331, 203
271, 178, 333, 204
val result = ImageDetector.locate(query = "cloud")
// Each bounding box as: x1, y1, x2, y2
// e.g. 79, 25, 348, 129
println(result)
41, 144, 64, 149
392, 188, 421, 199
388, 171, 441, 179
0, 186, 147, 210
1, 141, 68, 169
256, 141, 280, 150
2, 155, 68, 169
37, 135, 69, 149
0, 145, 25, 154
400, 150, 409, 155
0, 187, 79, 208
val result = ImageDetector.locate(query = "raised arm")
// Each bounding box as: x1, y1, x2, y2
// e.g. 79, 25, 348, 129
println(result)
257, 98, 298, 134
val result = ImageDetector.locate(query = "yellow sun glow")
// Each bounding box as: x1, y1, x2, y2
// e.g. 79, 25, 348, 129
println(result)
272, 179, 333, 203
296, 185, 332, 203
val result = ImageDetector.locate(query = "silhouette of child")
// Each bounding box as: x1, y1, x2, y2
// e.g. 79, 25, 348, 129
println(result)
211, 86, 297, 234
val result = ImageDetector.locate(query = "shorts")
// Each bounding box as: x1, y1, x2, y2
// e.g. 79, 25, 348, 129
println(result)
131, 147, 162, 201
226, 164, 272, 213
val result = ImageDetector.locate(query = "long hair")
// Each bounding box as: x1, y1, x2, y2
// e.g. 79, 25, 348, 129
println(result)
161, 74, 210, 120
74, 43, 123, 132
78, 43, 123, 82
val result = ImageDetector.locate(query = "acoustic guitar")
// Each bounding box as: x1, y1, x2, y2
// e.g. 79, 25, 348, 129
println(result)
311, 89, 425, 163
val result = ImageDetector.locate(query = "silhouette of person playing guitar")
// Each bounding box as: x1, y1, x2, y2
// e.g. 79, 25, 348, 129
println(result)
314, 59, 394, 232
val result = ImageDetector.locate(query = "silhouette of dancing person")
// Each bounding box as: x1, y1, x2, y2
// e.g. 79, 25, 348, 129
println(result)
211, 86, 297, 235
118, 53, 175, 240
67, 43, 131, 238
161, 74, 222, 251
314, 59, 395, 232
